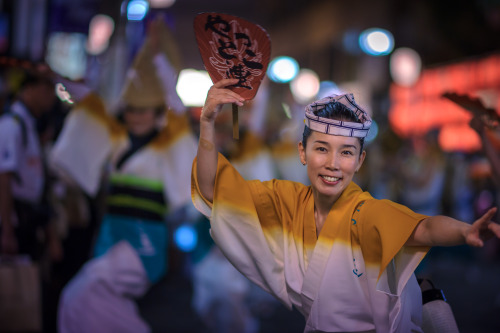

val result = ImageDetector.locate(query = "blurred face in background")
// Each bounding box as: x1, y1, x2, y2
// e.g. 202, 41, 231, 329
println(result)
22, 80, 57, 117
123, 106, 158, 136
37, 81, 57, 114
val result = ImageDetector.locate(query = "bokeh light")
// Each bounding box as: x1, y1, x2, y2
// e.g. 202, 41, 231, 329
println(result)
176, 69, 212, 107
290, 68, 320, 104
359, 28, 394, 56
149, 0, 176, 8
46, 32, 87, 80
268, 56, 299, 83
86, 14, 114, 55
174, 225, 197, 252
390, 47, 422, 87
127, 0, 149, 21
365, 119, 378, 144
342, 29, 362, 55
317, 81, 341, 99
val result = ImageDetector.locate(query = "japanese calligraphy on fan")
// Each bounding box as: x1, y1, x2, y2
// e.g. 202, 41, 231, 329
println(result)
194, 12, 271, 138
198, 13, 269, 98
204, 14, 263, 91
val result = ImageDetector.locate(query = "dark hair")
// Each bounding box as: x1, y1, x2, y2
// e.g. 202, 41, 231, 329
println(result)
20, 71, 53, 90
302, 101, 365, 153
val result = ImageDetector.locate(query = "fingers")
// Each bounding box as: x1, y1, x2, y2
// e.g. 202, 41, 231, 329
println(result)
201, 79, 246, 121
473, 207, 497, 228
483, 207, 498, 222
214, 79, 245, 97
469, 207, 499, 247
488, 222, 500, 239
465, 207, 495, 248
486, 207, 500, 238
470, 238, 484, 248
213, 78, 240, 89
207, 88, 244, 106
207, 79, 245, 105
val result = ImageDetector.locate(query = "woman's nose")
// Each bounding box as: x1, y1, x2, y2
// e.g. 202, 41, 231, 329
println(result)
325, 153, 338, 169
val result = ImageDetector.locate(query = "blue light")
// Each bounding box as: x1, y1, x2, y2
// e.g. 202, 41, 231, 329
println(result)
342, 29, 362, 55
365, 120, 379, 144
317, 81, 341, 99
127, 0, 149, 21
174, 225, 198, 252
359, 28, 394, 56
268, 56, 299, 83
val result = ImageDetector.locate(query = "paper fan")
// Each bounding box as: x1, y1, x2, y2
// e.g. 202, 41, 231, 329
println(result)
194, 12, 271, 100
194, 13, 271, 138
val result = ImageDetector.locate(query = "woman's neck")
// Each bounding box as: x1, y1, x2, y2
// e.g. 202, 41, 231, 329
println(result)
312, 190, 339, 237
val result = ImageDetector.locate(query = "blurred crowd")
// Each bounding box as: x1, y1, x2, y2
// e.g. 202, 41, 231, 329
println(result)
0, 14, 499, 333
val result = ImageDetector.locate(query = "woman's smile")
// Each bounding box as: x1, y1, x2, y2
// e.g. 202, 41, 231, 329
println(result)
320, 174, 340, 184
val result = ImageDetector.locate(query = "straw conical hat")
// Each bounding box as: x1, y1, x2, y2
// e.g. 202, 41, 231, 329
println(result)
121, 18, 182, 108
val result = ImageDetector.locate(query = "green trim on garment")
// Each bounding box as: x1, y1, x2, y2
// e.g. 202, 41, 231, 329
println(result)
110, 174, 164, 191
106, 195, 166, 216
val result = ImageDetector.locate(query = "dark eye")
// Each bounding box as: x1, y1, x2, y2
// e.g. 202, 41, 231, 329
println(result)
316, 147, 327, 152
341, 150, 354, 156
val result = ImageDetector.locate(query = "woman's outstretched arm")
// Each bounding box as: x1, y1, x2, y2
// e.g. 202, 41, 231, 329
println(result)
406, 207, 499, 247
196, 78, 245, 202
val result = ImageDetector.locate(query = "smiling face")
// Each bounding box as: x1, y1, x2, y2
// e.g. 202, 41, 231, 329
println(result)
298, 130, 366, 203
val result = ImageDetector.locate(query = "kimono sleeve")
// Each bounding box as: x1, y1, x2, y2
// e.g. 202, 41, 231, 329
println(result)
50, 93, 127, 196
160, 112, 198, 211
355, 199, 429, 296
191, 153, 293, 309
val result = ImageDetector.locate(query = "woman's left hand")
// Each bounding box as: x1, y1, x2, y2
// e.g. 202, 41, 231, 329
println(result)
465, 207, 500, 247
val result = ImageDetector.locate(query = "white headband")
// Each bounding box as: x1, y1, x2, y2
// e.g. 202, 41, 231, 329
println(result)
304, 93, 372, 138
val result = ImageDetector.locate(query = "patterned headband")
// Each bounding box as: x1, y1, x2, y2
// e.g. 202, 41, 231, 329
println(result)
304, 93, 372, 138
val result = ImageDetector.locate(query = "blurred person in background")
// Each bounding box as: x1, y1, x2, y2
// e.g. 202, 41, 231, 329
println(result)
0, 63, 64, 332
192, 82, 500, 333
397, 133, 446, 217
0, 64, 62, 262
271, 93, 310, 184
444, 93, 500, 194
52, 18, 197, 333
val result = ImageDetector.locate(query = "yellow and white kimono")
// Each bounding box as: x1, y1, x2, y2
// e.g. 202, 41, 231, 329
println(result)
192, 154, 429, 333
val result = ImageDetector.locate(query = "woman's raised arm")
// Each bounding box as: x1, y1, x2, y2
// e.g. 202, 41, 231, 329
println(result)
196, 78, 245, 202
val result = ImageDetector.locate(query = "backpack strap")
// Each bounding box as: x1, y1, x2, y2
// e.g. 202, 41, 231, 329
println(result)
6, 112, 28, 148
3, 112, 28, 185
